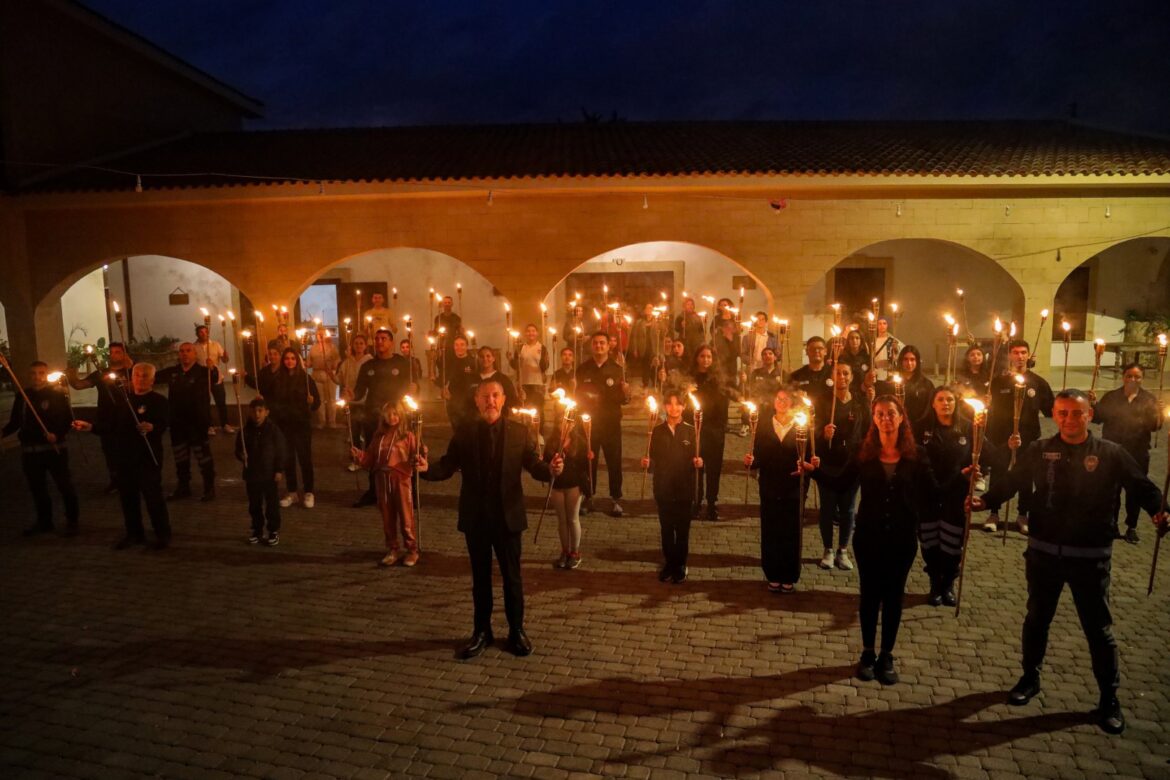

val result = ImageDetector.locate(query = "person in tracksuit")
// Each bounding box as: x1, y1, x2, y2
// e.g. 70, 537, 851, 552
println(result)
236, 398, 287, 545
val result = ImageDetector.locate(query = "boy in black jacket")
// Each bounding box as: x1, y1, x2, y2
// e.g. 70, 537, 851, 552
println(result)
641, 390, 703, 583
236, 398, 288, 545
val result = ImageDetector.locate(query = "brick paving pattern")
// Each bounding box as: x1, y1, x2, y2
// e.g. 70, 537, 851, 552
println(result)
1, 389, 1168, 779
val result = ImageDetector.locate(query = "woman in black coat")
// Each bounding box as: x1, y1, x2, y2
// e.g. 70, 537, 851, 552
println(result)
544, 415, 591, 569
818, 394, 942, 686
917, 386, 994, 606
877, 345, 934, 429
744, 386, 816, 593
269, 348, 321, 508
688, 345, 735, 520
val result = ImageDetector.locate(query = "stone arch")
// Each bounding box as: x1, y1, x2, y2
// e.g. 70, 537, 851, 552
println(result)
1049, 236, 1170, 366
292, 247, 513, 349
807, 238, 1026, 375
34, 253, 252, 370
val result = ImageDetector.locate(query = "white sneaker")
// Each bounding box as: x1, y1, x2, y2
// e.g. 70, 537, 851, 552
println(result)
302, 493, 315, 509
1017, 514, 1029, 535
835, 549, 854, 571
208, 427, 218, 436
818, 548, 834, 569
279, 493, 299, 508
982, 513, 999, 533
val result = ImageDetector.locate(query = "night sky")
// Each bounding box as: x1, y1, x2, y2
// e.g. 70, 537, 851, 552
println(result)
86, 0, 1170, 135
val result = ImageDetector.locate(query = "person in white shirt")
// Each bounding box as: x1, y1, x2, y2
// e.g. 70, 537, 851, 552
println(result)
510, 324, 550, 432
307, 326, 342, 429
872, 318, 899, 381
194, 324, 233, 434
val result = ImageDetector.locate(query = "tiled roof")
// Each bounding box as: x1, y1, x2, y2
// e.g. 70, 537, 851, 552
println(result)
16, 120, 1170, 193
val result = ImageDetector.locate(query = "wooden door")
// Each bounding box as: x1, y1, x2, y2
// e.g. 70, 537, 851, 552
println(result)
564, 271, 674, 313
833, 268, 885, 327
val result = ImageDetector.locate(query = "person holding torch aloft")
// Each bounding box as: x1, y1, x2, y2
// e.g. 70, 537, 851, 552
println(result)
194, 323, 233, 434
688, 345, 735, 521
814, 362, 867, 572
577, 331, 630, 517
745, 387, 819, 594
353, 400, 424, 567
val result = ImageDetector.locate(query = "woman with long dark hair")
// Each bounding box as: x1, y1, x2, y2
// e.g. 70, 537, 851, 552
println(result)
840, 329, 871, 395
688, 344, 734, 520
955, 345, 990, 398
878, 345, 934, 426
818, 395, 940, 685
917, 386, 993, 606
544, 412, 591, 569
270, 348, 321, 508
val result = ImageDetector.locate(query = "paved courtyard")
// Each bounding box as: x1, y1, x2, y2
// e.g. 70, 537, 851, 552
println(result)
1, 387, 1168, 779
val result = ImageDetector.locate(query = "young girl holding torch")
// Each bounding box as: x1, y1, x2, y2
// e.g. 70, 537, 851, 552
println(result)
353, 400, 426, 566
642, 390, 703, 584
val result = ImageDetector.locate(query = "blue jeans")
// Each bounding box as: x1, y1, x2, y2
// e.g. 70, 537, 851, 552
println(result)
818, 482, 858, 550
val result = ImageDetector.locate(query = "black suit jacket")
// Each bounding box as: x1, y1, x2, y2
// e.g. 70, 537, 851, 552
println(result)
421, 417, 552, 533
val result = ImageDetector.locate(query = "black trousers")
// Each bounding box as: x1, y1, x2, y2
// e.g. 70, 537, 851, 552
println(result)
210, 382, 229, 427
589, 414, 623, 499
853, 530, 917, 653
22, 449, 80, 528
117, 460, 171, 540
760, 492, 802, 584
658, 500, 692, 574
279, 421, 314, 493
247, 479, 282, 535
990, 442, 1035, 515
522, 385, 546, 432
1022, 549, 1118, 695
465, 526, 524, 634
171, 426, 215, 488
99, 433, 118, 483
1113, 449, 1150, 530
696, 424, 726, 506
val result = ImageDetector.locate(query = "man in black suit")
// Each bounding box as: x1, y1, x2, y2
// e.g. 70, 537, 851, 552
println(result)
419, 379, 563, 659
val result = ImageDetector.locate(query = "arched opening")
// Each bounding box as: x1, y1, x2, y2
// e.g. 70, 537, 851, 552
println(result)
1052, 237, 1170, 373
539, 241, 775, 371
807, 239, 1025, 376
39, 255, 252, 408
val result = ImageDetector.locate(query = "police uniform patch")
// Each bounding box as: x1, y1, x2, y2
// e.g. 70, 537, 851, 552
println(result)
958, 436, 968, 446
464, 366, 471, 373
1042, 452, 1062, 461
391, 368, 399, 376
1026, 388, 1036, 398
826, 378, 835, 387
137, 406, 147, 415
606, 378, 615, 387
367, 369, 375, 376
1083, 455, 1099, 472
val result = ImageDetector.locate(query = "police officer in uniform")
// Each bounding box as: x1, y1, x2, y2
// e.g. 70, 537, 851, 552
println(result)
74, 363, 172, 550
351, 328, 414, 507
156, 342, 216, 501
576, 330, 630, 516
983, 339, 1054, 534
440, 335, 479, 431
972, 389, 1165, 735
3, 361, 79, 536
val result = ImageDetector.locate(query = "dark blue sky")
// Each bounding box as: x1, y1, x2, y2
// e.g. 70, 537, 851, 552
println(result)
86, 0, 1170, 135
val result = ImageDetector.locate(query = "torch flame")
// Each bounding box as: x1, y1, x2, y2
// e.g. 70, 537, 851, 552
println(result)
1061, 320, 1071, 332
889, 302, 898, 313
1014, 373, 1027, 386
241, 330, 252, 338
830, 324, 842, 337
540, 302, 547, 312
944, 313, 956, 326
1040, 308, 1050, 319
794, 411, 808, 427
255, 311, 264, 323
994, 318, 1003, 333
952, 323, 960, 336
866, 312, 875, 323
892, 373, 903, 385
1158, 334, 1168, 347
504, 302, 511, 312
744, 400, 757, 414
218, 314, 225, 322
227, 310, 235, 321
552, 388, 566, 400
593, 308, 602, 320
646, 396, 658, 413
465, 329, 474, 339
199, 307, 208, 317
47, 371, 63, 383
688, 393, 701, 411
548, 326, 557, 335
335, 399, 346, 408
1010, 322, 1018, 337
964, 398, 986, 415
403, 395, 419, 411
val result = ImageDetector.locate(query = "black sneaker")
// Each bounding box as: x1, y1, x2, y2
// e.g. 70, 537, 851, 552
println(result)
671, 566, 688, 584
876, 653, 898, 686
1123, 528, 1140, 545
705, 503, 720, 522
658, 565, 673, 582
1008, 674, 1041, 706
1097, 695, 1125, 735
610, 501, 624, 518
167, 486, 192, 501
580, 498, 592, 516
112, 535, 145, 550
856, 650, 877, 682
248, 533, 261, 544
941, 582, 957, 607
266, 532, 280, 546
927, 576, 943, 607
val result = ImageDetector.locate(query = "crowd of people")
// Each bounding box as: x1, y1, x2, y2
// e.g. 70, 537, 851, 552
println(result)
3, 287, 1168, 736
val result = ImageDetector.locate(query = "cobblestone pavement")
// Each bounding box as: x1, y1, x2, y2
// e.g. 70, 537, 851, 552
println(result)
1, 388, 1168, 779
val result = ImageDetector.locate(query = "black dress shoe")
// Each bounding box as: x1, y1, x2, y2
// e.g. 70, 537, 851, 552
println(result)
671, 566, 689, 584
1008, 674, 1041, 706
1123, 528, 1140, 544
941, 582, 957, 607
705, 504, 719, 522
351, 493, 376, 508
927, 576, 943, 607
167, 486, 192, 501
658, 565, 673, 582
112, 535, 145, 550
506, 629, 533, 657
876, 653, 899, 686
856, 650, 877, 682
459, 630, 493, 660
1097, 695, 1125, 735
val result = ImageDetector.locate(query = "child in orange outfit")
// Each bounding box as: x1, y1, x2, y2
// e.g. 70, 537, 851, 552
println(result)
353, 400, 425, 566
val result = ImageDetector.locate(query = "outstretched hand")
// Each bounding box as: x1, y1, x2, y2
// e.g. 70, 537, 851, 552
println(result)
550, 453, 565, 476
